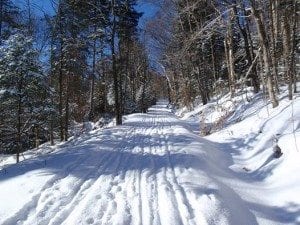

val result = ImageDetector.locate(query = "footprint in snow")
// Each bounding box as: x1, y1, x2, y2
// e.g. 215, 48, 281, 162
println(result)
114, 186, 122, 192
106, 193, 114, 199
164, 186, 171, 192
96, 194, 101, 199
47, 200, 54, 206
86, 218, 94, 224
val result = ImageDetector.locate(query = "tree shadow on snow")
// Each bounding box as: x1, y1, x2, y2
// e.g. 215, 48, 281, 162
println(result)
214, 134, 280, 181
0, 132, 202, 182
247, 201, 300, 224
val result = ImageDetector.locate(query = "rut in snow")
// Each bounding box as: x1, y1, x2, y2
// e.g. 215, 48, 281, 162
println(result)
0, 101, 257, 225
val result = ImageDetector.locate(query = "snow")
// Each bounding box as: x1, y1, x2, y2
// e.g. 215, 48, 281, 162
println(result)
177, 87, 300, 225
0, 94, 300, 225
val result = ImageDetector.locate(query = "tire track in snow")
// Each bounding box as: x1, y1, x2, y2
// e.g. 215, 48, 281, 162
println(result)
156, 132, 184, 225
56, 126, 135, 224
163, 115, 197, 225
100, 152, 130, 224
51, 126, 135, 225
139, 124, 157, 225
158, 114, 196, 225
64, 144, 134, 225
146, 115, 164, 225
70, 126, 136, 225
27, 149, 113, 225
1, 150, 93, 225
130, 124, 147, 225
165, 136, 196, 225
121, 116, 153, 225
48, 149, 118, 225
11, 127, 134, 225
99, 126, 137, 225
4, 103, 204, 225
143, 113, 184, 225
148, 131, 162, 225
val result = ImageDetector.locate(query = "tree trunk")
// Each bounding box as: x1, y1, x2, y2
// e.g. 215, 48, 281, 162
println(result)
282, 1, 297, 100
282, 11, 292, 99
64, 75, 69, 141
16, 75, 24, 163
59, 43, 64, 141
88, 27, 97, 121
50, 119, 54, 146
291, 0, 298, 93
227, 8, 236, 97
49, 26, 55, 146
235, 1, 260, 93
0, 0, 3, 44
251, 2, 278, 108
111, 0, 122, 125
35, 125, 40, 148
210, 36, 217, 83
269, 0, 280, 93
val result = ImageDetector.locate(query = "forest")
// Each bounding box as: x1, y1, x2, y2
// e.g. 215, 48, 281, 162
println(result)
0, 1, 300, 224
0, 0, 299, 163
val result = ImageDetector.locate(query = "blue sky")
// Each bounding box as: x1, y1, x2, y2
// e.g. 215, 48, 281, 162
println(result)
13, 0, 161, 71
13, 0, 54, 14
13, 0, 158, 23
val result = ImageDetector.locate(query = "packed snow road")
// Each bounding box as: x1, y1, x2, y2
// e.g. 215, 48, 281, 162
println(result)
1, 101, 258, 225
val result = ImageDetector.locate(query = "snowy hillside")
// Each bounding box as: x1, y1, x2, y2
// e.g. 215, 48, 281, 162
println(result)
0, 96, 299, 225
177, 87, 300, 224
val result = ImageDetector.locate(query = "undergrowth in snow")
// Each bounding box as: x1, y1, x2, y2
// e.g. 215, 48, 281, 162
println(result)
177, 86, 300, 224
0, 117, 114, 171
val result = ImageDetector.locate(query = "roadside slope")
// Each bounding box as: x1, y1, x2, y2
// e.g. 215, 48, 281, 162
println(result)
178, 89, 300, 225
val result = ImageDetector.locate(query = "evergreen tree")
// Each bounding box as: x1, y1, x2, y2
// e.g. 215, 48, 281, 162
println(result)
0, 0, 19, 43
110, 0, 142, 123
0, 33, 52, 162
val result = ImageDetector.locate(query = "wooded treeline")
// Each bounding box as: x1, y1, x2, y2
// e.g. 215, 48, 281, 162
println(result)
148, 0, 299, 108
0, 0, 160, 161
1, 0, 299, 162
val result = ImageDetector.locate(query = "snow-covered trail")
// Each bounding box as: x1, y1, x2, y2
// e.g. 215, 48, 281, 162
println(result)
1, 101, 258, 225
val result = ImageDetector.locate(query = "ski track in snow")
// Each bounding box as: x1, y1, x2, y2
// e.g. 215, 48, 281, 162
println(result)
1, 100, 265, 225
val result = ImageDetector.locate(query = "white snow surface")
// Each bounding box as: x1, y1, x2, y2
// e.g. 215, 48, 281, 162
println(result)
0, 97, 300, 225
177, 88, 300, 225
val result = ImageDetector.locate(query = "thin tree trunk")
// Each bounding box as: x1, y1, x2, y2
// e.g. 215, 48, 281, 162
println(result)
210, 36, 217, 83
59, 42, 64, 141
111, 0, 122, 125
227, 8, 236, 97
16, 75, 24, 163
17, 101, 21, 163
291, 0, 298, 93
50, 119, 54, 146
251, 1, 278, 108
269, 0, 280, 93
58, 3, 64, 141
26, 0, 33, 36
49, 26, 55, 146
64, 75, 69, 141
235, 1, 260, 93
0, 0, 3, 44
224, 36, 234, 96
35, 125, 39, 148
89, 26, 97, 121
282, 11, 292, 99
282, 2, 296, 100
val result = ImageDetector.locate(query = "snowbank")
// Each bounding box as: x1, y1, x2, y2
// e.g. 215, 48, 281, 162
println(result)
177, 87, 300, 224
